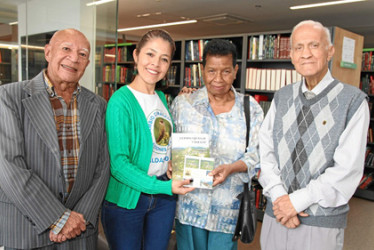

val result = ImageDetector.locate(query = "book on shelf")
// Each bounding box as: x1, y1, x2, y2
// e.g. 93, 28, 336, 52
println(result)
248, 34, 290, 60
245, 67, 302, 91
360, 74, 374, 94
249, 36, 258, 60
362, 50, 374, 71
96, 82, 103, 97
258, 35, 264, 60
251, 178, 267, 210
358, 172, 374, 190
171, 133, 214, 189
102, 65, 133, 83
368, 127, 373, 144
185, 39, 208, 61
117, 45, 134, 62
103, 47, 116, 63
364, 148, 374, 169
104, 43, 134, 63
253, 94, 271, 117
184, 63, 204, 87
167, 65, 178, 85
101, 83, 111, 101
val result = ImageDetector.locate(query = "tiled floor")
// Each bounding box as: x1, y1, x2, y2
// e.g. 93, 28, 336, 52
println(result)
1, 197, 373, 249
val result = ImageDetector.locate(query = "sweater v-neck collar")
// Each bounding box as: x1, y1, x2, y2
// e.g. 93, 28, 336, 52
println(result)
298, 79, 340, 106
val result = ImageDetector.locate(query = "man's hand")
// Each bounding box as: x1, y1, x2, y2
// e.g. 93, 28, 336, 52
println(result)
273, 195, 309, 226
273, 194, 298, 224
283, 215, 300, 229
283, 212, 309, 229
209, 164, 232, 186
60, 211, 86, 239
49, 230, 67, 243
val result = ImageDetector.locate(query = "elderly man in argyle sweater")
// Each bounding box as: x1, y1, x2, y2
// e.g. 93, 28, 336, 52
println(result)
259, 20, 370, 250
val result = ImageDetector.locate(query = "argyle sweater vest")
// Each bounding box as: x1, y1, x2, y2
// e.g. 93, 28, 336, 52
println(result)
266, 79, 366, 228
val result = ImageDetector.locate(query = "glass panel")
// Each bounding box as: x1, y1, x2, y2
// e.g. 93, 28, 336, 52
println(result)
0, 0, 118, 93
0, 1, 19, 85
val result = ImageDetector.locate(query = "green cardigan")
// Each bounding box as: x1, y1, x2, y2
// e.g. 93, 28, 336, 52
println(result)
104, 86, 173, 209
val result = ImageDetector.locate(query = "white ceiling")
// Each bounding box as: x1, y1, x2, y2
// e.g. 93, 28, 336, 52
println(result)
118, 0, 374, 48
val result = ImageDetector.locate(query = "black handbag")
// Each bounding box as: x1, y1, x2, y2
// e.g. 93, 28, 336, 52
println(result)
232, 95, 257, 244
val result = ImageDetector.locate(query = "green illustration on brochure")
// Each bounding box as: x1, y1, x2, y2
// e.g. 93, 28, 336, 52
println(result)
171, 133, 214, 189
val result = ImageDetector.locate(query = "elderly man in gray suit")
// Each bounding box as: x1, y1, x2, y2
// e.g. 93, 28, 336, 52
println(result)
0, 29, 110, 249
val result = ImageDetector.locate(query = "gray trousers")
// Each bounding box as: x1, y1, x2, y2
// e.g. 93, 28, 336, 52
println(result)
260, 214, 344, 250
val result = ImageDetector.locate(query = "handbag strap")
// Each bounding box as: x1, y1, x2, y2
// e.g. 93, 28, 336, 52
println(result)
244, 95, 250, 149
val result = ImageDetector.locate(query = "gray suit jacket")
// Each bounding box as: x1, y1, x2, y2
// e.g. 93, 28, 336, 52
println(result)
0, 72, 110, 249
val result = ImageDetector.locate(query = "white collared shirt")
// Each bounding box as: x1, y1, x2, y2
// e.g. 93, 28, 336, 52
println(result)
259, 70, 370, 212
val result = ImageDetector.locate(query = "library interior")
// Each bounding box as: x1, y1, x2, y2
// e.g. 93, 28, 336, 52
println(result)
0, 0, 374, 249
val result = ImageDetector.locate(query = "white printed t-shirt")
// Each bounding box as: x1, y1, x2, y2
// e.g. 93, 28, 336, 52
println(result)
128, 86, 172, 177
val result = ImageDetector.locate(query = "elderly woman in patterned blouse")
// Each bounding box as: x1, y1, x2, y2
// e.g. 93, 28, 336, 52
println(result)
170, 39, 264, 250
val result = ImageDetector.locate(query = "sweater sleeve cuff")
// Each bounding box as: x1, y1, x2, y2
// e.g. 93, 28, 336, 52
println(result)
159, 180, 173, 196
289, 189, 314, 213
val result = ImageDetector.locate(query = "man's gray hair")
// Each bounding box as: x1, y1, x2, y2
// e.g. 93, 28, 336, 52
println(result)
290, 20, 332, 48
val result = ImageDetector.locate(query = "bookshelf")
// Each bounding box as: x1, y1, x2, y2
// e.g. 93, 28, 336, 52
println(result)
94, 27, 366, 211
355, 48, 374, 201
96, 41, 182, 102
244, 30, 298, 116
0, 48, 17, 85
95, 27, 363, 100
95, 42, 136, 101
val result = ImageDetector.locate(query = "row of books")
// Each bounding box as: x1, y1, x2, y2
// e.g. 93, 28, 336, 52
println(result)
167, 65, 178, 86
184, 63, 205, 87
0, 49, 11, 63
358, 172, 374, 190
365, 148, 374, 169
103, 45, 134, 63
246, 67, 302, 91
362, 51, 374, 71
361, 74, 374, 94
252, 182, 266, 210
368, 127, 374, 144
248, 34, 291, 60
185, 40, 208, 61
252, 94, 271, 116
96, 83, 115, 102
102, 65, 134, 83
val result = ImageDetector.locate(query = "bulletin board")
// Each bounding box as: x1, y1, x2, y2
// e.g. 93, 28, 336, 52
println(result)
330, 26, 364, 88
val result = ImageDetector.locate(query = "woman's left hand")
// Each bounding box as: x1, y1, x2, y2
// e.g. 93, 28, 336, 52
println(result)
179, 87, 197, 95
209, 164, 233, 186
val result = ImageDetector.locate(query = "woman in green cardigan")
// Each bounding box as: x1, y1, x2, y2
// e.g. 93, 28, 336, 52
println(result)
101, 30, 194, 250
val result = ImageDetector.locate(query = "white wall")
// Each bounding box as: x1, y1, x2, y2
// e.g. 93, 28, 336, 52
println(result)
17, 0, 97, 91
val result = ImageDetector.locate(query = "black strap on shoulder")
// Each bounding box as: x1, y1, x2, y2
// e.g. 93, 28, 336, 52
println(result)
244, 95, 250, 149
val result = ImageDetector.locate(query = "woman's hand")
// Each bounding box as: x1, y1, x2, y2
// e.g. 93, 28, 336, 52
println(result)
172, 179, 195, 195
179, 87, 197, 95
209, 161, 248, 186
209, 164, 232, 186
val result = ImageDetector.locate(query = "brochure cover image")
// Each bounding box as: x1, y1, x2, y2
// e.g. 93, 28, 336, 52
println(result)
172, 133, 215, 189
